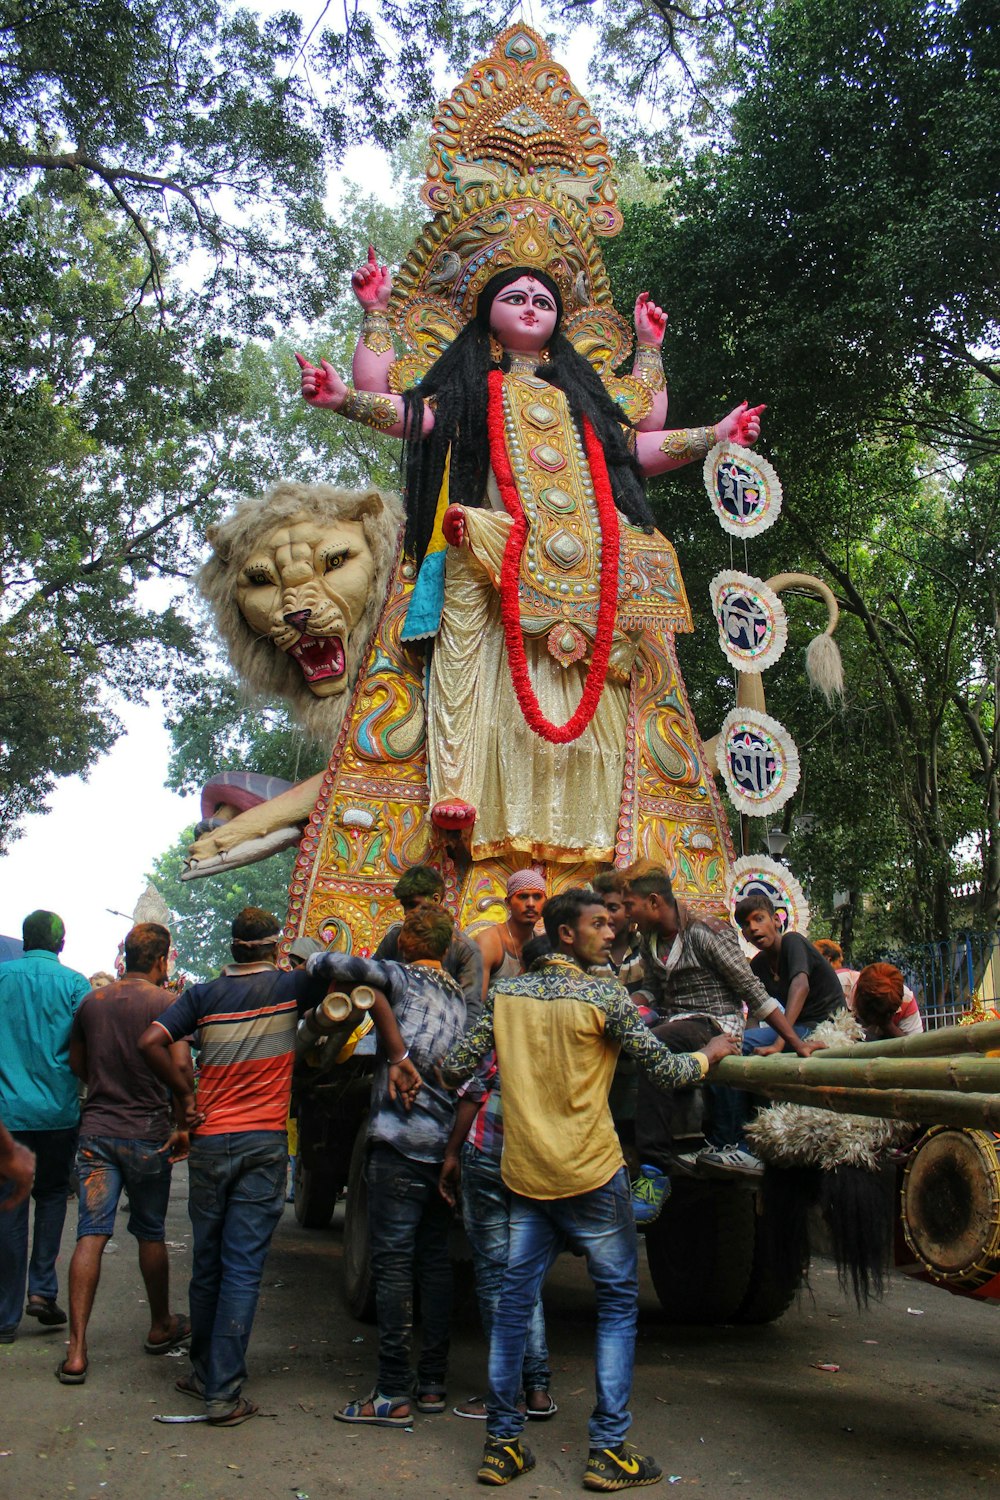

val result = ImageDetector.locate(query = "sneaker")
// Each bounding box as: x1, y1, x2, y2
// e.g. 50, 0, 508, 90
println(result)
630, 1165, 671, 1224
584, 1441, 663, 1490
696, 1145, 763, 1180
477, 1437, 536, 1486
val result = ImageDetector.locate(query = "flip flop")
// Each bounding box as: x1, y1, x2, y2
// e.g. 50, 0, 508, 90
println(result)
526, 1393, 558, 1420
56, 1358, 88, 1385
175, 1374, 205, 1400
416, 1392, 447, 1414
144, 1314, 192, 1355
27, 1299, 67, 1327
207, 1396, 258, 1427
334, 1391, 412, 1427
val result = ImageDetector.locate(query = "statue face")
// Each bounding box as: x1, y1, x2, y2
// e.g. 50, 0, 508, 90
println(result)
488, 275, 558, 352
235, 511, 376, 698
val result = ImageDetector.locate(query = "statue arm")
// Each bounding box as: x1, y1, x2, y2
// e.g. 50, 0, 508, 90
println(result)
187, 772, 325, 863
350, 246, 395, 394
631, 292, 668, 432
635, 402, 766, 477
296, 354, 434, 440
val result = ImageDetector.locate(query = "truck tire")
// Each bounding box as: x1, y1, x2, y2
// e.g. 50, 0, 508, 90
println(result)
644, 1179, 755, 1324
293, 1155, 340, 1230
343, 1124, 377, 1322
730, 1195, 801, 1324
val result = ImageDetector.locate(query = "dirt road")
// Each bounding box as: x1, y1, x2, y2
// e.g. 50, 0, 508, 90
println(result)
2, 1165, 998, 1499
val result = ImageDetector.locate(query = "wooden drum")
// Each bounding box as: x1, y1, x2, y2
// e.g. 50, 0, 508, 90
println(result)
901, 1127, 1000, 1287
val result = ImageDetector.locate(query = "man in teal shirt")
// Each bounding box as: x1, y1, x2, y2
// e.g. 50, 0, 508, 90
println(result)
0, 910, 90, 1342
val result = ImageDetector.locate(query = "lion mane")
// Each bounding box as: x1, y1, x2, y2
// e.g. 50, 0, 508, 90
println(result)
198, 480, 404, 740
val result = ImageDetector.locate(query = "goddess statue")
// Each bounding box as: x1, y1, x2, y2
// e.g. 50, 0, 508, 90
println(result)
289, 25, 759, 947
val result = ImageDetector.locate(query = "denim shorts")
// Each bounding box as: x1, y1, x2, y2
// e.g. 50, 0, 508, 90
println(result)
76, 1135, 172, 1241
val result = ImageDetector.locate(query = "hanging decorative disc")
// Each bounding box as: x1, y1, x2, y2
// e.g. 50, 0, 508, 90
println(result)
710, 571, 788, 674
704, 442, 782, 537
716, 707, 800, 817
729, 856, 810, 950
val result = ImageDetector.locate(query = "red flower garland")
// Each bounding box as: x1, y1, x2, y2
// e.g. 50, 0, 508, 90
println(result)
486, 368, 620, 745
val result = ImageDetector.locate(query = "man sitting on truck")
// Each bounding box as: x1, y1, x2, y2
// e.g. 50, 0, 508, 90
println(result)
374, 863, 484, 1021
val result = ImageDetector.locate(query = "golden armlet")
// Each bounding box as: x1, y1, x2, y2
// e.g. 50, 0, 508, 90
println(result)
340, 388, 398, 432
360, 310, 393, 356
634, 343, 666, 393
659, 425, 717, 461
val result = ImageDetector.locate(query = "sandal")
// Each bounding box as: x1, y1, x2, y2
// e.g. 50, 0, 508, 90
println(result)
416, 1392, 447, 1414
144, 1313, 192, 1355
55, 1358, 88, 1385
525, 1392, 558, 1420
334, 1391, 412, 1427
175, 1374, 205, 1400
27, 1298, 67, 1327
207, 1396, 258, 1427
453, 1396, 488, 1420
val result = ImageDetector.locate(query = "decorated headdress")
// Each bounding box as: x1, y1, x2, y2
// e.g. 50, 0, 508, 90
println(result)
387, 26, 644, 414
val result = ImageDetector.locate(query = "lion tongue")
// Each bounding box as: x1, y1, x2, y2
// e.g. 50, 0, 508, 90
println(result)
289, 633, 345, 682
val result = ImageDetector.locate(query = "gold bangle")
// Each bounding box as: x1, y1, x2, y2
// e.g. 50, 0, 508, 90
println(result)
360, 309, 393, 356
659, 426, 711, 462
340, 388, 398, 432
634, 343, 666, 393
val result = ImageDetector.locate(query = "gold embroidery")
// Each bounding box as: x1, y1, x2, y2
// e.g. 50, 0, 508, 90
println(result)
360, 310, 393, 356
340, 388, 399, 432
659, 425, 716, 462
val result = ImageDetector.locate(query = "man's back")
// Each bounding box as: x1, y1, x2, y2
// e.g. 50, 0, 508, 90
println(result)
74, 977, 173, 1142
153, 965, 324, 1135
0, 950, 89, 1131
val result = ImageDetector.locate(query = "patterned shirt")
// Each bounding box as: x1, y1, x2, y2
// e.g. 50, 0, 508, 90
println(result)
443, 955, 706, 1199
459, 1055, 504, 1164
154, 963, 327, 1135
637, 909, 779, 1042
309, 952, 466, 1164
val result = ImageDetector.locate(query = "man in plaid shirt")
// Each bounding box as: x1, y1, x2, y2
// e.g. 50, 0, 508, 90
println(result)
624, 868, 818, 1198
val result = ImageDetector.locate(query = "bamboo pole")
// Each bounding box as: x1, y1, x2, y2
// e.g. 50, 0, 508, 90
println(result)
729, 1081, 1000, 1131
820, 1019, 1000, 1060
709, 1053, 1000, 1094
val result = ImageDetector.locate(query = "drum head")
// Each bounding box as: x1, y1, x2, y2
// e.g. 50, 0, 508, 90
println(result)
902, 1128, 1000, 1285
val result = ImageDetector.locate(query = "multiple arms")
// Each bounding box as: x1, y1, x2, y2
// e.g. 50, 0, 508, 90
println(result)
602, 985, 738, 1087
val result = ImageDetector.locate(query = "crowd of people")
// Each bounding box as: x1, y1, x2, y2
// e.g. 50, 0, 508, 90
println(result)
0, 871, 921, 1489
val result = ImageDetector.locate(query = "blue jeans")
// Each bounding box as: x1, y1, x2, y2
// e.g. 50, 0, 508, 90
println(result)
367, 1144, 453, 1400
186, 1131, 287, 1416
76, 1136, 172, 1240
487, 1167, 637, 1448
708, 1020, 811, 1147
461, 1145, 549, 1393
0, 1126, 78, 1334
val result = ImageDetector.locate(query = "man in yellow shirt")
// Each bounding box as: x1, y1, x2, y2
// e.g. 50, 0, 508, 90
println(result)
442, 888, 736, 1491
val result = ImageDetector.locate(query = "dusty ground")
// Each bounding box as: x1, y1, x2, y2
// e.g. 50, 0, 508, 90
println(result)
2, 1165, 999, 1500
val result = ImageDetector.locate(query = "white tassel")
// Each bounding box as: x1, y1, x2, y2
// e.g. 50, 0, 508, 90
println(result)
805, 632, 845, 704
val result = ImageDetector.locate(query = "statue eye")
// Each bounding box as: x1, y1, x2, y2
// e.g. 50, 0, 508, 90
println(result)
244, 567, 276, 587
324, 550, 348, 572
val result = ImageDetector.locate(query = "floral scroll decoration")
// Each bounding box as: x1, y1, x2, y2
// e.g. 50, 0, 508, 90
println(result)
716, 707, 800, 817
703, 442, 783, 538
728, 855, 810, 947
709, 571, 788, 675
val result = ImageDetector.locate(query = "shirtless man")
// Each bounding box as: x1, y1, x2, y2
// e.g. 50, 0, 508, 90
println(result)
475, 871, 547, 1003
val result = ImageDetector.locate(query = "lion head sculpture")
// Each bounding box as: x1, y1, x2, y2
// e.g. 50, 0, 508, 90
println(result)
199, 481, 404, 738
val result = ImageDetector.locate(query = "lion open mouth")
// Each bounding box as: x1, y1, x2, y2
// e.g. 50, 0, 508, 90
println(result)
287, 632, 346, 683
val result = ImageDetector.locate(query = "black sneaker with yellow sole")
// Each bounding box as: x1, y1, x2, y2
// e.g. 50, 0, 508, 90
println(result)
477, 1437, 536, 1486
583, 1442, 663, 1490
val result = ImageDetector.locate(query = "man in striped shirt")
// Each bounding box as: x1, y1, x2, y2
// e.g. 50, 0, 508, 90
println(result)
139, 907, 417, 1426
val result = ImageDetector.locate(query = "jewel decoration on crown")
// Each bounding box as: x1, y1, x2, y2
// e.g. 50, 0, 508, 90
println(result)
728, 856, 810, 953
386, 25, 637, 394
716, 707, 800, 817
709, 571, 788, 675
703, 442, 783, 538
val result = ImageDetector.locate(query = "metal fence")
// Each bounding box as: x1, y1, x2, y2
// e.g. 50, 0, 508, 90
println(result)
878, 931, 1000, 1029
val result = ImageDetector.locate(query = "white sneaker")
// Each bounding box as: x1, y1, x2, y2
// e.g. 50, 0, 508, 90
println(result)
696, 1145, 763, 1180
